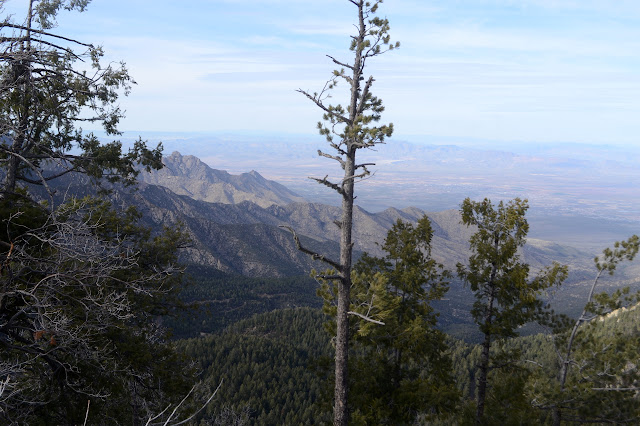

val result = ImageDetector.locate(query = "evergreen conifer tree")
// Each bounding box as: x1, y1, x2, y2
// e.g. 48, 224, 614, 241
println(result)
456, 198, 567, 424
0, 2, 199, 423
340, 216, 459, 423
283, 1, 398, 423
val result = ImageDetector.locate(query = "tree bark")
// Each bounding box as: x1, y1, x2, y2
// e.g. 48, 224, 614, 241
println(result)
334, 146, 357, 426
333, 2, 365, 423
476, 260, 497, 424
293, 1, 396, 423
475, 290, 494, 424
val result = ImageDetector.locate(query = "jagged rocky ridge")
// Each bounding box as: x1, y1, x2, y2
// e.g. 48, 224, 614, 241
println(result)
38, 151, 634, 323
121, 180, 594, 280
42, 151, 599, 279
138, 151, 306, 208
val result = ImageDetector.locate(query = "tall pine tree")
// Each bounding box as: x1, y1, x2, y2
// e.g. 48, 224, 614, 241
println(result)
343, 216, 459, 424
283, 1, 398, 423
456, 198, 567, 424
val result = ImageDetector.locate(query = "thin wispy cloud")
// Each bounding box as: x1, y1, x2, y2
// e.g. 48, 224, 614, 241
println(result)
2, 0, 639, 145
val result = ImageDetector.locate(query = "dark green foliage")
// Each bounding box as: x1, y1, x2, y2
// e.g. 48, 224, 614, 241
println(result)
595, 235, 639, 275
550, 319, 640, 423
178, 308, 332, 425
446, 286, 640, 425
0, 3, 197, 423
166, 266, 322, 338
447, 336, 480, 399
458, 198, 567, 341
532, 235, 640, 425
0, 0, 162, 201
0, 195, 195, 424
318, 216, 459, 424
457, 198, 567, 423
523, 305, 640, 424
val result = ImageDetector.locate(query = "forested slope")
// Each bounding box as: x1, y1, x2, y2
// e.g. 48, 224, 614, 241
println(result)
166, 266, 321, 338
178, 308, 332, 425
173, 302, 640, 425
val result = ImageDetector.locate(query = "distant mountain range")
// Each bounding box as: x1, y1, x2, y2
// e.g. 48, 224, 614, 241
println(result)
24, 148, 640, 338
126, 152, 604, 281
138, 151, 306, 208
115, 133, 640, 229
123, 151, 640, 325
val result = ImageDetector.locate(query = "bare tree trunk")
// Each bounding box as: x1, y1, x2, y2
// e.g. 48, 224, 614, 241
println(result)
475, 290, 494, 424
333, 2, 364, 420
552, 268, 604, 426
334, 280, 350, 426
475, 258, 498, 425
291, 2, 397, 424
334, 149, 355, 426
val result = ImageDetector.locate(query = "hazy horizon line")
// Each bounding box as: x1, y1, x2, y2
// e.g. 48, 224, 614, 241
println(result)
93, 129, 640, 152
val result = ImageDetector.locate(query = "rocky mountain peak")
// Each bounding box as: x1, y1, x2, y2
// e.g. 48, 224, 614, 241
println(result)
139, 151, 306, 208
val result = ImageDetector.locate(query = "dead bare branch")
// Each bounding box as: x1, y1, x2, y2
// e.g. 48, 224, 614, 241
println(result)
279, 225, 341, 270
309, 175, 344, 195
347, 310, 385, 325
318, 149, 346, 167
327, 54, 354, 71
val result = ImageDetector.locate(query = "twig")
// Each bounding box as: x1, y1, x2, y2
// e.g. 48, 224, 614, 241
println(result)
279, 225, 341, 270
347, 311, 384, 325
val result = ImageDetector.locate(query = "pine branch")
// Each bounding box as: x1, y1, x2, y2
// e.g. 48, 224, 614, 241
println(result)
297, 89, 351, 125
327, 54, 354, 71
356, 76, 375, 115
317, 273, 342, 281
347, 311, 385, 325
279, 225, 341, 270
318, 150, 345, 167
309, 175, 344, 195
355, 162, 375, 170
0, 22, 93, 47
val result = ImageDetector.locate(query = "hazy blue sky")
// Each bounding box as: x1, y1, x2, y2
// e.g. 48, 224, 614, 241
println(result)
4, 0, 640, 146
